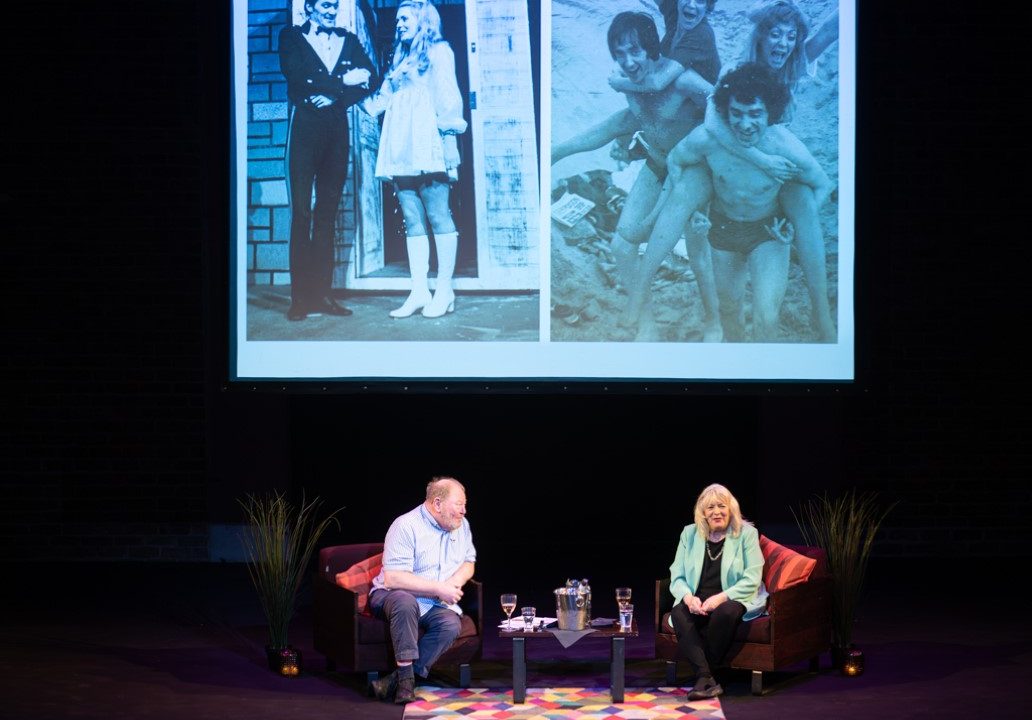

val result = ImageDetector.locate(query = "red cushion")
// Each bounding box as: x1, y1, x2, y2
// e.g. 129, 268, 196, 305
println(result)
760, 535, 816, 593
335, 552, 383, 615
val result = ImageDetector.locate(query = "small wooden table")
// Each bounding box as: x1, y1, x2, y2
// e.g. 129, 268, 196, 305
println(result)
500, 621, 638, 703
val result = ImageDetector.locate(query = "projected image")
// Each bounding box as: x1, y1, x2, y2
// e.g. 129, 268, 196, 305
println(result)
240, 0, 540, 343
550, 0, 843, 345
232, 0, 853, 380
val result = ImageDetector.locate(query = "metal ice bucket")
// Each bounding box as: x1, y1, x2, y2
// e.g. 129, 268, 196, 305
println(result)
554, 588, 588, 630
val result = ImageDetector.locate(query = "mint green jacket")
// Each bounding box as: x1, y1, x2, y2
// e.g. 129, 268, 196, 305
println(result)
668, 522, 768, 622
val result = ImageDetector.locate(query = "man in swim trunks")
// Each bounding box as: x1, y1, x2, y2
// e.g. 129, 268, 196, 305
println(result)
552, 11, 719, 338
663, 62, 832, 341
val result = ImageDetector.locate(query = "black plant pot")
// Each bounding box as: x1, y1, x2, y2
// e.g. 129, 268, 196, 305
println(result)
831, 643, 848, 668
266, 645, 302, 676
831, 643, 864, 675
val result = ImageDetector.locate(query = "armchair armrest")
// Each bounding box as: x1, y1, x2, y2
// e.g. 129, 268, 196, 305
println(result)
461, 579, 483, 636
655, 578, 674, 628
313, 570, 361, 662
766, 574, 832, 641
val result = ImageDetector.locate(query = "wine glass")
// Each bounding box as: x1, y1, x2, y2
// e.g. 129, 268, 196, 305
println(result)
616, 587, 632, 611
521, 606, 536, 632
500, 593, 517, 630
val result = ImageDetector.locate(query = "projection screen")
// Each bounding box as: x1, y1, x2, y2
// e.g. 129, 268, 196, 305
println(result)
232, 0, 854, 381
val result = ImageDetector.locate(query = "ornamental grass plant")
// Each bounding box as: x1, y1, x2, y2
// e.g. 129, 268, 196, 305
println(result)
792, 490, 896, 650
239, 491, 343, 648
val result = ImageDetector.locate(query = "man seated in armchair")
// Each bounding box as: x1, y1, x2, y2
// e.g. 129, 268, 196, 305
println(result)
368, 476, 476, 704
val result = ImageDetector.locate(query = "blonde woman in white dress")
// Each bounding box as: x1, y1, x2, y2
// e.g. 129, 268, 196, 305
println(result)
364, 0, 467, 318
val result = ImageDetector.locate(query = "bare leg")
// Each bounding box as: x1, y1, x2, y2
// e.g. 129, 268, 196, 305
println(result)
711, 246, 748, 343
624, 166, 713, 329
780, 183, 836, 342
685, 228, 722, 342
747, 240, 792, 342
611, 165, 663, 295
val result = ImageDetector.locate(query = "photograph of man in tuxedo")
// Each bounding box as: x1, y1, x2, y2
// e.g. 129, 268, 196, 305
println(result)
279, 0, 375, 321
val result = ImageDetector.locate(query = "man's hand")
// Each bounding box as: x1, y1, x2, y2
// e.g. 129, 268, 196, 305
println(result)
765, 217, 795, 245
437, 582, 464, 605
607, 69, 629, 91
342, 67, 371, 87
609, 138, 631, 166
700, 592, 728, 614
309, 94, 335, 108
758, 154, 799, 183
687, 210, 712, 237
683, 594, 704, 614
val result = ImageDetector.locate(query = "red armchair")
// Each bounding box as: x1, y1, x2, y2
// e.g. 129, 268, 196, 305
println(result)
312, 542, 482, 687
655, 539, 832, 694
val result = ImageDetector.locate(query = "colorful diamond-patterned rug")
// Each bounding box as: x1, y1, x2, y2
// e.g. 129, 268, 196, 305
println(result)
403, 686, 725, 719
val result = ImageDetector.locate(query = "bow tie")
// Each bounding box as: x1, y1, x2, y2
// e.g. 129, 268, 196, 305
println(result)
315, 26, 335, 36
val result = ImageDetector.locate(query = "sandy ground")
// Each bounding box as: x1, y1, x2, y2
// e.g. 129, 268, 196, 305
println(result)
247, 286, 539, 342
550, 0, 841, 343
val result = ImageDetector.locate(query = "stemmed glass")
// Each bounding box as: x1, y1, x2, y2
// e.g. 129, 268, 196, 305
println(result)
616, 587, 632, 611
500, 593, 517, 630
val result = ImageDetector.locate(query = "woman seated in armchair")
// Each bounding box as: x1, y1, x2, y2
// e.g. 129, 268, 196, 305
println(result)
668, 483, 767, 700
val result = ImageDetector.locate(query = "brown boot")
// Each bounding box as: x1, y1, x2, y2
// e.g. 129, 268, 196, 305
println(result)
394, 674, 416, 704
369, 670, 398, 701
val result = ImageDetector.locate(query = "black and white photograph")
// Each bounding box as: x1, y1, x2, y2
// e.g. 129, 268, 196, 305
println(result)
238, 0, 540, 344
550, 0, 846, 344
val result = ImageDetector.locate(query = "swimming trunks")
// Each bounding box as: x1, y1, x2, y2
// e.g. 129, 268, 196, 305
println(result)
707, 206, 783, 255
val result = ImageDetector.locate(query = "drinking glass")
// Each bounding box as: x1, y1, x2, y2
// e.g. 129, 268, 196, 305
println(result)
616, 586, 632, 611
619, 603, 634, 631
500, 593, 517, 630
521, 606, 536, 631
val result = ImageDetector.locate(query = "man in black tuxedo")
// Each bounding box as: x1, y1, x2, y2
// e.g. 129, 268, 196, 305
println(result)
279, 0, 374, 321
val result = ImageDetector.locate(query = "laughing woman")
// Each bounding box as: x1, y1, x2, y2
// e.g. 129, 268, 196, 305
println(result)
364, 0, 467, 318
668, 483, 767, 700
710, 0, 841, 341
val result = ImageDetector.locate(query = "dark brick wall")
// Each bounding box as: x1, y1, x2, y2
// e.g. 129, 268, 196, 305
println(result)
1, 1, 215, 561
1, 1, 1026, 562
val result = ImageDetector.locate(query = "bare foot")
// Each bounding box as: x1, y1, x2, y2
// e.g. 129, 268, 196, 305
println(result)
814, 312, 837, 342
619, 283, 649, 331
634, 307, 660, 342
702, 316, 724, 343
610, 238, 641, 292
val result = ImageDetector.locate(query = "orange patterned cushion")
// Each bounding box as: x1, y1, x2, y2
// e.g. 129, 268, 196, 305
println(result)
335, 552, 383, 615
759, 535, 816, 593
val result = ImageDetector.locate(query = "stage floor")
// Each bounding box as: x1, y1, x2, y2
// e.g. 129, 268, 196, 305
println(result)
2, 559, 1027, 720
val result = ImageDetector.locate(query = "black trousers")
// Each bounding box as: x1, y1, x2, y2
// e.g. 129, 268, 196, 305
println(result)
286, 105, 350, 307
670, 599, 746, 676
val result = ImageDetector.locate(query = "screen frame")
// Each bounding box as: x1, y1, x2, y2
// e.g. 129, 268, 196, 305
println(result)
225, 0, 861, 392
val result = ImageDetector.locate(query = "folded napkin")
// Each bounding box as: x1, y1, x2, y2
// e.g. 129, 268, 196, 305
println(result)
498, 617, 556, 631
546, 627, 597, 648
590, 618, 617, 628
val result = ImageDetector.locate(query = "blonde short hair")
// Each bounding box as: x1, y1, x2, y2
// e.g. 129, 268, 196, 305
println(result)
693, 483, 746, 538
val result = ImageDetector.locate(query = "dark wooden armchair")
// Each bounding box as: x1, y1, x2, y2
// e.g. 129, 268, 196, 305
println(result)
655, 540, 832, 695
312, 542, 482, 687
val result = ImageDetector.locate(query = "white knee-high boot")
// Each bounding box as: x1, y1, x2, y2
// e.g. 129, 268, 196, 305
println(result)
423, 231, 457, 318
390, 234, 432, 318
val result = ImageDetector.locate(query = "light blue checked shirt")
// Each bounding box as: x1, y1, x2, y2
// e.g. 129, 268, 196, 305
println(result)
371, 503, 476, 616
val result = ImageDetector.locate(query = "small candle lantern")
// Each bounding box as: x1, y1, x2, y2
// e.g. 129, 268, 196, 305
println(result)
841, 646, 865, 677
276, 647, 302, 677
